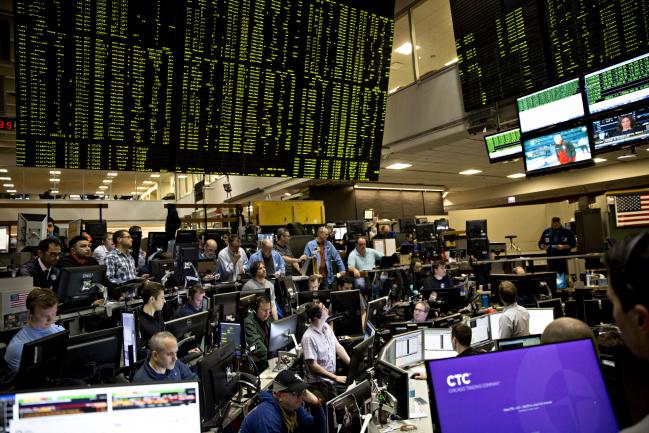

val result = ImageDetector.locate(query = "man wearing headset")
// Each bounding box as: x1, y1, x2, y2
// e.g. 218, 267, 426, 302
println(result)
604, 233, 649, 433
244, 294, 274, 372
301, 301, 350, 402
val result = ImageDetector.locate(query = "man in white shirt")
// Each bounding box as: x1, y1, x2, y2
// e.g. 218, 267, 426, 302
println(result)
92, 232, 114, 265
217, 234, 248, 282
498, 280, 530, 339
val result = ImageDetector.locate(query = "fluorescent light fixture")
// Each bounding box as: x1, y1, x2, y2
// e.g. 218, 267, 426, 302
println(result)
98, 185, 108, 190
107, 172, 118, 177
618, 154, 637, 160
0, 168, 7, 173
459, 169, 482, 175
95, 191, 105, 195
354, 183, 443, 192
70, 194, 81, 199
6, 189, 16, 193
386, 163, 412, 170
395, 43, 413, 55
444, 57, 459, 66
3, 184, 13, 187
150, 174, 160, 178
102, 179, 113, 184
143, 180, 154, 184
49, 170, 61, 175
506, 173, 526, 179
0, 177, 10, 181
593, 158, 607, 163
136, 186, 147, 190
176, 174, 188, 179
49, 178, 60, 182
50, 190, 59, 194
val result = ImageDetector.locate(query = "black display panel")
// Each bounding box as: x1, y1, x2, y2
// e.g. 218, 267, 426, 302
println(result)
523, 125, 593, 175
449, 0, 550, 112
592, 107, 649, 152
15, 0, 394, 181
484, 127, 522, 163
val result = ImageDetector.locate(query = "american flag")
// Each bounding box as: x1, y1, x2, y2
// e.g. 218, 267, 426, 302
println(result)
9, 292, 27, 309
615, 193, 649, 227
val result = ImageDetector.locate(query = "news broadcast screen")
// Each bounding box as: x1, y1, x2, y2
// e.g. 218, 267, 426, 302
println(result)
523, 125, 592, 174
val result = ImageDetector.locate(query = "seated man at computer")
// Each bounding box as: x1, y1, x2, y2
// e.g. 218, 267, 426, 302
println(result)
217, 234, 248, 282
423, 261, 453, 294
451, 323, 482, 356
400, 232, 419, 253
4, 287, 66, 373
200, 238, 218, 260
347, 236, 383, 292
138, 281, 166, 349
92, 232, 114, 265
243, 261, 279, 321
244, 294, 274, 371
57, 236, 99, 268
403, 258, 427, 296
173, 284, 205, 318
308, 274, 321, 292
274, 228, 308, 277
132, 331, 197, 383
302, 302, 350, 402
499, 281, 530, 338
248, 238, 286, 278
18, 238, 61, 289
412, 301, 430, 323
239, 370, 325, 433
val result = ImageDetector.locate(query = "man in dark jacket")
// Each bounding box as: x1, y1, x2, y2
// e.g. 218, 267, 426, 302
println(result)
57, 236, 99, 268
244, 294, 273, 371
240, 370, 325, 433
538, 217, 576, 276
18, 238, 61, 289
132, 331, 197, 383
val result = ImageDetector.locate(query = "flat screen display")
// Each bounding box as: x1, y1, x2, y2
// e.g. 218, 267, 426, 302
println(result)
425, 339, 618, 433
585, 52, 649, 114
523, 126, 592, 175
592, 107, 649, 152
484, 128, 522, 163
517, 78, 585, 133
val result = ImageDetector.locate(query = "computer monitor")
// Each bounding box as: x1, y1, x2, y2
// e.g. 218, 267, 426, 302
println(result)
488, 312, 503, 341
394, 330, 423, 369
269, 314, 299, 353
212, 291, 240, 323
296, 289, 331, 307
583, 298, 614, 326
332, 226, 347, 241
84, 221, 107, 240
330, 290, 362, 337
434, 219, 449, 233
415, 223, 436, 241
490, 273, 556, 306
218, 322, 242, 355
364, 320, 376, 339
470, 315, 490, 346
374, 360, 409, 420
366, 296, 388, 328
16, 329, 70, 387
346, 334, 375, 385
0, 381, 202, 432
389, 321, 432, 337
178, 245, 199, 264
63, 326, 123, 382
399, 218, 416, 233
147, 232, 169, 257
326, 380, 372, 433
346, 220, 367, 236
425, 339, 617, 433
56, 265, 106, 306
0, 225, 10, 253
122, 311, 139, 367
198, 341, 237, 424
150, 258, 175, 282
424, 328, 454, 353
164, 310, 210, 353
528, 308, 555, 335
495, 334, 542, 351
176, 230, 198, 244
537, 298, 563, 319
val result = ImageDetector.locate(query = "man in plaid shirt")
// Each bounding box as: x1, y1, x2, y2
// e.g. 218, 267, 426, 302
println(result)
105, 230, 140, 285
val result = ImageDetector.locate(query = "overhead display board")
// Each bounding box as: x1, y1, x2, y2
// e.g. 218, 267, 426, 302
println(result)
15, 0, 394, 181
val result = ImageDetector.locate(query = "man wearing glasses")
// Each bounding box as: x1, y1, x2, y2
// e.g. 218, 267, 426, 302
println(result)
239, 369, 325, 433
105, 230, 142, 286
18, 238, 61, 289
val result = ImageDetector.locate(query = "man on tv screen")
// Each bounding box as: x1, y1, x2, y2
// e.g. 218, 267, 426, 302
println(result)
553, 134, 576, 165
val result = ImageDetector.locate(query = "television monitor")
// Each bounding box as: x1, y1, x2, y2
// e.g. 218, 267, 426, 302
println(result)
488, 312, 503, 340
517, 78, 585, 133
16, 329, 70, 388
523, 125, 593, 175
484, 128, 522, 163
176, 230, 198, 244
164, 310, 210, 352
198, 341, 237, 424
394, 330, 423, 369
326, 380, 372, 433
150, 259, 175, 282
0, 381, 202, 432
585, 52, 649, 114
346, 220, 367, 236
147, 232, 169, 257
296, 289, 331, 307
212, 291, 239, 323
528, 308, 555, 335
374, 359, 409, 420
57, 265, 106, 306
495, 334, 542, 351
63, 326, 123, 381
330, 290, 362, 336
332, 226, 347, 241
425, 339, 617, 433
219, 322, 242, 355
470, 315, 490, 346
122, 311, 139, 367
537, 298, 563, 319
268, 314, 299, 353
346, 334, 375, 385
367, 296, 388, 328
591, 108, 649, 152
415, 223, 436, 241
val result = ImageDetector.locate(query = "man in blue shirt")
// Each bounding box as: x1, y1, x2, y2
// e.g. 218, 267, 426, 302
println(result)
538, 217, 576, 276
4, 287, 66, 373
303, 227, 345, 287
347, 236, 383, 297
248, 238, 286, 278
173, 284, 205, 318
132, 331, 197, 383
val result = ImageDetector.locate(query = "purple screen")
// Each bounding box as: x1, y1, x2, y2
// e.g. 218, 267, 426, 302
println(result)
425, 339, 618, 433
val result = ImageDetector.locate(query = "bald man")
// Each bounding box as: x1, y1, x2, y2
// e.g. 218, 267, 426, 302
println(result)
248, 239, 286, 279
201, 239, 218, 259
541, 317, 597, 351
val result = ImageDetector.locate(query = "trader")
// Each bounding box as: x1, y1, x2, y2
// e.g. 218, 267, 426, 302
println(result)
498, 281, 530, 338
242, 261, 279, 321
57, 236, 99, 268
248, 238, 286, 278
274, 228, 307, 276
18, 238, 61, 289
173, 284, 206, 318
423, 261, 453, 294
217, 234, 248, 282
132, 331, 197, 383
451, 323, 481, 356
138, 281, 166, 349
200, 239, 218, 260
303, 227, 345, 287
105, 230, 140, 286
538, 217, 576, 277
92, 232, 114, 265
239, 370, 325, 433
347, 236, 383, 277
412, 301, 430, 323
243, 294, 274, 371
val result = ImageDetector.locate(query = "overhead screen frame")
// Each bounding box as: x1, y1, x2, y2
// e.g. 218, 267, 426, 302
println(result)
522, 123, 594, 176
483, 127, 522, 163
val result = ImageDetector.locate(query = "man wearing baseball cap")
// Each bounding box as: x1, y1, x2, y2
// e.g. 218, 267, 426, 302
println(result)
240, 370, 326, 433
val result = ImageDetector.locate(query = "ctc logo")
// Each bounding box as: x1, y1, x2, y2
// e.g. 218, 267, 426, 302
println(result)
446, 373, 471, 387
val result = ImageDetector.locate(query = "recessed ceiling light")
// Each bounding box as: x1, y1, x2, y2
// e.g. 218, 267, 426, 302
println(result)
6, 189, 16, 193
0, 177, 11, 181
150, 174, 160, 178
49, 170, 61, 175
102, 179, 113, 184
98, 185, 108, 190
95, 191, 105, 195
143, 180, 154, 184
506, 173, 526, 179
176, 174, 188, 179
107, 172, 118, 177
50, 190, 59, 194
0, 169, 7, 173
618, 154, 637, 160
593, 158, 607, 163
386, 163, 412, 170
3, 184, 13, 187
136, 186, 148, 190
459, 169, 482, 175
49, 178, 60, 182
